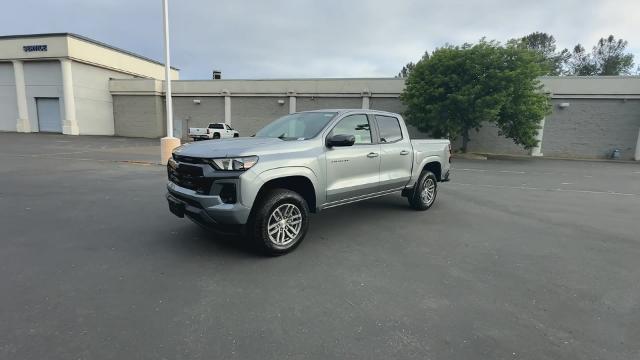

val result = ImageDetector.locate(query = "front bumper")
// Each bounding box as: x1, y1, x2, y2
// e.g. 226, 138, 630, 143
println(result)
167, 182, 251, 226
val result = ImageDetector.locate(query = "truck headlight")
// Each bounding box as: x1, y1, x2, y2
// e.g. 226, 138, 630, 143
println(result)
207, 156, 259, 171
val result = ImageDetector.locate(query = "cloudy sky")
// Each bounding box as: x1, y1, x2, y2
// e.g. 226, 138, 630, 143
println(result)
1, 0, 638, 79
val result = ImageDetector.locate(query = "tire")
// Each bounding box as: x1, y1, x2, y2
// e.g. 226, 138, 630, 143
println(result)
408, 171, 438, 210
233, 133, 239, 138
212, 133, 221, 139
248, 189, 310, 256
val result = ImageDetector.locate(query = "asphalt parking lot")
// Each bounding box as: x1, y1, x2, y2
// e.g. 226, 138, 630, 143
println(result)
1, 133, 639, 360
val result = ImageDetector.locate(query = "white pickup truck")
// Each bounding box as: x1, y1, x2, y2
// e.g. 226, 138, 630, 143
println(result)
168, 109, 450, 255
188, 123, 239, 141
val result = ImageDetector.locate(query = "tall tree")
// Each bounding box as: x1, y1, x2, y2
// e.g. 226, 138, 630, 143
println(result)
567, 35, 635, 75
396, 51, 429, 78
568, 44, 598, 75
400, 40, 550, 152
512, 32, 570, 75
592, 35, 635, 75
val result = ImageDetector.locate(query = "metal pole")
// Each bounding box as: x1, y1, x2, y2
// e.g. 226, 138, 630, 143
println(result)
162, 0, 173, 137
159, 0, 180, 165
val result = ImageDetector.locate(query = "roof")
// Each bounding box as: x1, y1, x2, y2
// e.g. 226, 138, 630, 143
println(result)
0, 32, 179, 70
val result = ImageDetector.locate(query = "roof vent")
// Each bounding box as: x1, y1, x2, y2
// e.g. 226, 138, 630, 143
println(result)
212, 70, 222, 80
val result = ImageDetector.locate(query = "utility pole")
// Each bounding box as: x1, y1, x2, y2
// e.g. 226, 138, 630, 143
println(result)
160, 0, 180, 165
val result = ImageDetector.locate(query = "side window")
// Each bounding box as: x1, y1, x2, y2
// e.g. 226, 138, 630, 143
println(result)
210, 123, 224, 129
376, 115, 403, 143
329, 114, 372, 144
225, 124, 232, 130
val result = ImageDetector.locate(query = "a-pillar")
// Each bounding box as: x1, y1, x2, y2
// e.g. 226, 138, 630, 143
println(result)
60, 58, 79, 135
12, 60, 31, 132
530, 117, 546, 157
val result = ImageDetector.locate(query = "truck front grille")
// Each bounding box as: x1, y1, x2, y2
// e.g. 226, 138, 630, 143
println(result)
167, 163, 214, 194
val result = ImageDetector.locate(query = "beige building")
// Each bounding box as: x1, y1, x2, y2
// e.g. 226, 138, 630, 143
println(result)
0, 33, 178, 135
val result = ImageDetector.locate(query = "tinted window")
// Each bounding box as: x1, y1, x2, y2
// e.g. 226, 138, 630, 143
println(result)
255, 112, 337, 140
209, 123, 224, 129
376, 115, 402, 143
329, 114, 372, 144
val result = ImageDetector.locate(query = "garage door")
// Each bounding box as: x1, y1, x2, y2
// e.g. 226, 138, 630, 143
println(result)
36, 98, 62, 133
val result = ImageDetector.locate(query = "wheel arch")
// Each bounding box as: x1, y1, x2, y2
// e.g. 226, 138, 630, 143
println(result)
249, 167, 320, 212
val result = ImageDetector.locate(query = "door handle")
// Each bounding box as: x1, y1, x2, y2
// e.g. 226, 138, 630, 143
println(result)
367, 152, 379, 158
400, 150, 410, 155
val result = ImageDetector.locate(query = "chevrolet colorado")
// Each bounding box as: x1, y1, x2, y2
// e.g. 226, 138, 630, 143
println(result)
167, 109, 450, 255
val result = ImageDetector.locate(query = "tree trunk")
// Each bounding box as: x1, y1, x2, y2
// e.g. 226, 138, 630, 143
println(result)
461, 128, 470, 153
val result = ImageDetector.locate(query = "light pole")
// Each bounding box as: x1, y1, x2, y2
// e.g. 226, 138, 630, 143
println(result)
160, 0, 180, 165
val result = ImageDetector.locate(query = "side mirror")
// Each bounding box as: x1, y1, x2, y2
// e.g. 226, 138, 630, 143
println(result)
326, 134, 355, 147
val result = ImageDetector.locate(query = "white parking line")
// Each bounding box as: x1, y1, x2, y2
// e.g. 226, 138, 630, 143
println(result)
449, 182, 640, 197
454, 168, 489, 172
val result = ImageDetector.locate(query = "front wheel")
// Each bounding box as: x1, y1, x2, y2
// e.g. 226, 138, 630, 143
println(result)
248, 189, 309, 256
408, 171, 438, 210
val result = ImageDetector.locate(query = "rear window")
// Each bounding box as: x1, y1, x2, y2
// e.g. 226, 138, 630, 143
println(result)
376, 115, 403, 143
209, 124, 224, 129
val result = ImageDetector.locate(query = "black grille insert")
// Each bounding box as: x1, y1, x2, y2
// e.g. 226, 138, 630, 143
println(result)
167, 163, 213, 194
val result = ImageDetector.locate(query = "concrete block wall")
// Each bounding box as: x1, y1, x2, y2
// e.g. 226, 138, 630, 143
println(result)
231, 96, 290, 136
113, 95, 164, 138
454, 98, 640, 160
109, 77, 640, 160
542, 99, 640, 160
296, 97, 362, 112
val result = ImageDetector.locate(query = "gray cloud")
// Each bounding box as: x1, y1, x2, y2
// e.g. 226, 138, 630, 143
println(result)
1, 0, 638, 79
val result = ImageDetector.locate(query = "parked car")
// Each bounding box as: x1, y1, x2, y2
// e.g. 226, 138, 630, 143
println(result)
188, 122, 239, 141
167, 109, 451, 255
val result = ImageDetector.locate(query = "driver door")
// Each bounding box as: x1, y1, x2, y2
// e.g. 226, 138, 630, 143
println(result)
325, 114, 380, 204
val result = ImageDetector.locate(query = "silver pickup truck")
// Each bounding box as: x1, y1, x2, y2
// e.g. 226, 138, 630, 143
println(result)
167, 109, 450, 255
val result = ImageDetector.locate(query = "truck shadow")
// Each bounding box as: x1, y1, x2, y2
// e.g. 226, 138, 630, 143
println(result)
168, 194, 415, 257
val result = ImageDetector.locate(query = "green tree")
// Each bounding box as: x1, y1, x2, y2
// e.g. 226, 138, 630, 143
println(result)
568, 44, 598, 75
510, 32, 570, 75
593, 35, 635, 75
400, 39, 551, 152
396, 51, 429, 78
568, 35, 635, 75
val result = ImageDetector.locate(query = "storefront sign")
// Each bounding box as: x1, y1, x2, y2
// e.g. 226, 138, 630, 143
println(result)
23, 45, 48, 52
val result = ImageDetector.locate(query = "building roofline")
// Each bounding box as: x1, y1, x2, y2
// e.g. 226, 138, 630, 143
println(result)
0, 32, 179, 70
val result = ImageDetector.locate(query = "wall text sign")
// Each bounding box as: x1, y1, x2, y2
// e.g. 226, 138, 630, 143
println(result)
23, 45, 48, 52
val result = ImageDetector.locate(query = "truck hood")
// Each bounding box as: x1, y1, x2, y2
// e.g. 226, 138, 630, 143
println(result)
173, 137, 308, 158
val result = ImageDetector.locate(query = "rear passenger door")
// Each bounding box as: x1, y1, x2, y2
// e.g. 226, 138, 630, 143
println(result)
375, 114, 413, 191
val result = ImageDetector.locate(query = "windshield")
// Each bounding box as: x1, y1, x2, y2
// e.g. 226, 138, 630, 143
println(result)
255, 112, 337, 140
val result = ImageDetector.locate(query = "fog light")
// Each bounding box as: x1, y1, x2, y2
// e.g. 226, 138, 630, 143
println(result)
218, 183, 237, 204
